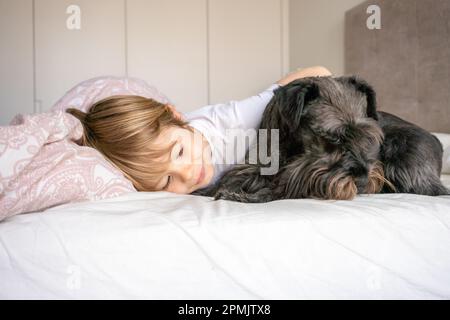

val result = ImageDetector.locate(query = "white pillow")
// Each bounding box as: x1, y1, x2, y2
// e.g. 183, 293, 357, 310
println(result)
432, 133, 450, 174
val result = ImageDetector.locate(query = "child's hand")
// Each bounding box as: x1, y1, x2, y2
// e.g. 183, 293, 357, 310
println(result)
276, 66, 332, 86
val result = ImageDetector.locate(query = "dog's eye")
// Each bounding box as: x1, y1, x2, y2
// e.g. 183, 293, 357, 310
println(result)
330, 137, 341, 144
324, 135, 341, 145
318, 136, 338, 153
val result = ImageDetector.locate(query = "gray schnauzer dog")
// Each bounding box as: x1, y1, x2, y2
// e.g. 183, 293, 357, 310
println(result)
192, 76, 448, 202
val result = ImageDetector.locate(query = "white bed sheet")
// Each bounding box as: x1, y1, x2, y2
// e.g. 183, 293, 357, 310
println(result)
1, 188, 450, 300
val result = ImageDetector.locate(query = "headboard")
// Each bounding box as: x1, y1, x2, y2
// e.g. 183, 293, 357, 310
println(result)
345, 0, 450, 133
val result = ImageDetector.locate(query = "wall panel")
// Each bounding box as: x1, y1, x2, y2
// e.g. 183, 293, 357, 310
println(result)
127, 0, 208, 112
0, 0, 34, 125
35, 0, 126, 111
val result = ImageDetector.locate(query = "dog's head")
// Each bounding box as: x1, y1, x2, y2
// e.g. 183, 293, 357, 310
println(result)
264, 76, 387, 200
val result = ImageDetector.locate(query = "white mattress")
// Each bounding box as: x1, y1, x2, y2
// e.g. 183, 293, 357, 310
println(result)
1, 189, 450, 299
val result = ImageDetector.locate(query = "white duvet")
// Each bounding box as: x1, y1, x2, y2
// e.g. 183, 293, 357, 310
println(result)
1, 186, 450, 299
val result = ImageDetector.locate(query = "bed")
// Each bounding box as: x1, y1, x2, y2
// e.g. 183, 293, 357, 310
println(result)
1, 87, 450, 299
1, 173, 449, 299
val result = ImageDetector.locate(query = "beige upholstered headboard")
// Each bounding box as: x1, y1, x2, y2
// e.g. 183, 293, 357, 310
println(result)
345, 0, 450, 133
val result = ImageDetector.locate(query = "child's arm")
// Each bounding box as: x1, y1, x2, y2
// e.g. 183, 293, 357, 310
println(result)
276, 66, 333, 86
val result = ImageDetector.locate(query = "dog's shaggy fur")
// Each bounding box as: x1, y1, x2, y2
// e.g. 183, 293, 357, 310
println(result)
192, 76, 448, 202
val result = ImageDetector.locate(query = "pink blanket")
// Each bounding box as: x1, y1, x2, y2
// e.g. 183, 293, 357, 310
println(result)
0, 76, 170, 221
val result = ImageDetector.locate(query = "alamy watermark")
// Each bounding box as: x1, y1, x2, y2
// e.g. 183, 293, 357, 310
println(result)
66, 5, 81, 30
168, 128, 280, 176
367, 5, 381, 30
66, 264, 82, 290
65, 4, 381, 31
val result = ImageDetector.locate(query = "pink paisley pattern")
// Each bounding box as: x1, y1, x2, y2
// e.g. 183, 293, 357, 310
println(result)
0, 76, 170, 221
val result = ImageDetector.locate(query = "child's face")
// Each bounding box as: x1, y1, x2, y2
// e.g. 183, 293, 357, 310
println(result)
153, 125, 214, 194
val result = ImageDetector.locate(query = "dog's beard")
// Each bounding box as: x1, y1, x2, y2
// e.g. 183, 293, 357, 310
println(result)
365, 162, 396, 194
281, 158, 391, 200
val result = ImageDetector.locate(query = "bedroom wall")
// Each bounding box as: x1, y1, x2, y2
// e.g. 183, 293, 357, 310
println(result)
289, 0, 365, 75
0, 0, 289, 125
0, 0, 35, 125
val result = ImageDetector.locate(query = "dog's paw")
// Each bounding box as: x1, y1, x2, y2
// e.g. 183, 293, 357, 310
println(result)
213, 187, 274, 203
213, 189, 243, 202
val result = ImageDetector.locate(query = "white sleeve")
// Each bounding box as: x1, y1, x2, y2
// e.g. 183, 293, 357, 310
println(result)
184, 84, 280, 133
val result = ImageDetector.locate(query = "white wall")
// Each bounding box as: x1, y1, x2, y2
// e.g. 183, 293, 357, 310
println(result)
1, 0, 367, 126
208, 0, 288, 104
0, 0, 289, 125
289, 0, 365, 75
0, 0, 34, 124
34, 0, 127, 115
127, 0, 208, 112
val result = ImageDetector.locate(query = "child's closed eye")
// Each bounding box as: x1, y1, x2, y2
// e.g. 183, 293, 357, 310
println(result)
163, 176, 172, 190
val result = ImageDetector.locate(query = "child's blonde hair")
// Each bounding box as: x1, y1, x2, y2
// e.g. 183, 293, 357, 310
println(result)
66, 95, 193, 191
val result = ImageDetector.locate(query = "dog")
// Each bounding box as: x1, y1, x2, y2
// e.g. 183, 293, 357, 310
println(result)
192, 76, 448, 202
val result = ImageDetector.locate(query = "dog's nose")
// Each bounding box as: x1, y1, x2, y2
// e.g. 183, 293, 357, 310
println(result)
350, 164, 368, 177
348, 158, 369, 192
354, 174, 369, 192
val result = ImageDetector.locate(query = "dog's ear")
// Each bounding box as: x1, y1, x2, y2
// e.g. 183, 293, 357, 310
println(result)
277, 79, 320, 133
337, 76, 378, 120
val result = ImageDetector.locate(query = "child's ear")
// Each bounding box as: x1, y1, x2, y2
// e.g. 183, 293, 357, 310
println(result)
166, 104, 184, 121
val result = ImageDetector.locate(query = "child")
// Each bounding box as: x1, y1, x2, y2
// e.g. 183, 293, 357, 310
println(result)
67, 66, 332, 195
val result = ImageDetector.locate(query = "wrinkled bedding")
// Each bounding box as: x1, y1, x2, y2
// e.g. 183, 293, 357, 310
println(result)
0, 188, 449, 299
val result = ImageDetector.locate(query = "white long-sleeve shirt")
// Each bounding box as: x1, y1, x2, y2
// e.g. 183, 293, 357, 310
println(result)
183, 84, 280, 186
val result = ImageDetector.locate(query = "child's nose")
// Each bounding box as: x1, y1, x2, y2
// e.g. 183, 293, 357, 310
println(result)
176, 162, 196, 184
